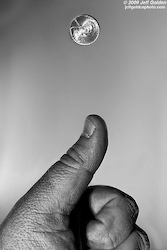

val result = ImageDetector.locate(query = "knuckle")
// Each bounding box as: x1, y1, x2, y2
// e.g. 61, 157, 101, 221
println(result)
59, 154, 81, 173
60, 146, 93, 177
125, 195, 139, 221
136, 226, 150, 250
67, 146, 85, 165
60, 143, 86, 170
67, 144, 94, 177
103, 188, 139, 222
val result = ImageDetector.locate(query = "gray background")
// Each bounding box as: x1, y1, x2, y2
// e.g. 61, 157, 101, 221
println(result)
0, 1, 167, 249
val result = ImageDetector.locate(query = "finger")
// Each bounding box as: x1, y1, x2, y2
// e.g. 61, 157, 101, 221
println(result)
23, 115, 108, 214
85, 186, 139, 249
114, 225, 150, 250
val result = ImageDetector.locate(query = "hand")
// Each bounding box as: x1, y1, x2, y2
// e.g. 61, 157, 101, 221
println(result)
0, 115, 150, 250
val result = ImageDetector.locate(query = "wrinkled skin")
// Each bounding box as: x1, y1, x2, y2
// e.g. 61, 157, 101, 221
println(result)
0, 115, 150, 250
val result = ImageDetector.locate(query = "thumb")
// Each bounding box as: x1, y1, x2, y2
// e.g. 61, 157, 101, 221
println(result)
22, 115, 108, 214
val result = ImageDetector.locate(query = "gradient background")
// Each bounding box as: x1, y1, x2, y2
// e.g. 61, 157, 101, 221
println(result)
0, 0, 167, 249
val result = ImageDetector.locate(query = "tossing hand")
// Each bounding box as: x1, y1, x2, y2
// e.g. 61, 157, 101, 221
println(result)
0, 115, 150, 250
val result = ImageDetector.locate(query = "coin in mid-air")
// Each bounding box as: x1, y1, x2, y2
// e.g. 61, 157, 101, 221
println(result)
69, 14, 100, 46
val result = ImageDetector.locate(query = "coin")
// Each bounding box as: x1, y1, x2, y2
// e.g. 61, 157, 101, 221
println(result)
69, 14, 100, 46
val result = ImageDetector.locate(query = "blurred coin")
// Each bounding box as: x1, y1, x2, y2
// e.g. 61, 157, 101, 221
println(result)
70, 14, 100, 45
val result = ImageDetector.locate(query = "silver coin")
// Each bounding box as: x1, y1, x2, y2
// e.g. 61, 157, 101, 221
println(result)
69, 14, 100, 46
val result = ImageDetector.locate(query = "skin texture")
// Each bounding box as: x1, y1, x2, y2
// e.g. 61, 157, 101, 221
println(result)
0, 115, 150, 250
